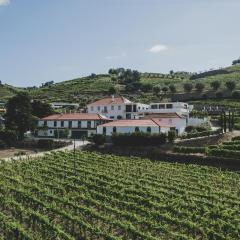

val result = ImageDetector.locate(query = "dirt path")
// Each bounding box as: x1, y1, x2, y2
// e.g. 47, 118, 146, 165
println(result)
1, 140, 89, 162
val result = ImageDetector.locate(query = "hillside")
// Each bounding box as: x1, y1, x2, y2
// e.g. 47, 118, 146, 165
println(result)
0, 84, 22, 101
0, 150, 239, 239
2, 64, 240, 105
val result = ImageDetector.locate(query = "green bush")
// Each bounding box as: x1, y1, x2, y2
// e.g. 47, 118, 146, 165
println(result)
181, 129, 221, 139
92, 134, 106, 146
167, 130, 176, 143
208, 149, 240, 159
112, 132, 167, 146
0, 130, 18, 146
173, 146, 207, 154
38, 139, 54, 149
232, 136, 240, 141
0, 140, 7, 149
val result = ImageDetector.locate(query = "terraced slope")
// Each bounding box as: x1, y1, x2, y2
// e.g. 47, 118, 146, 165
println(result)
0, 151, 239, 239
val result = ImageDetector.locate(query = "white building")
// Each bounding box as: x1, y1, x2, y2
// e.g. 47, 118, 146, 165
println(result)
38, 113, 110, 138
51, 102, 79, 109
142, 113, 187, 135
87, 96, 149, 120
143, 102, 193, 118
97, 119, 171, 136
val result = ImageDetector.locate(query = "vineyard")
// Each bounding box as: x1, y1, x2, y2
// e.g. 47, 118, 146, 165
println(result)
0, 151, 239, 239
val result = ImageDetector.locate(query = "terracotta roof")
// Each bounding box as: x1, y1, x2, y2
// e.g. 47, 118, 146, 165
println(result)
98, 119, 172, 128
143, 112, 185, 119
41, 113, 109, 121
88, 96, 132, 106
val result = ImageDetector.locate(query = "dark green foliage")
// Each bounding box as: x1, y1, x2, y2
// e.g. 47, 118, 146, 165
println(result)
190, 69, 229, 80
31, 100, 54, 118
232, 136, 240, 141
91, 134, 106, 146
210, 80, 221, 91
162, 86, 168, 93
5, 92, 35, 140
215, 91, 223, 99
225, 80, 236, 92
173, 146, 207, 154
195, 82, 205, 92
0, 129, 18, 146
167, 130, 176, 143
140, 83, 152, 92
38, 139, 54, 149
108, 86, 116, 95
185, 125, 209, 133
232, 91, 240, 99
208, 148, 240, 159
0, 139, 7, 149
232, 58, 240, 65
152, 86, 160, 95
181, 129, 221, 139
112, 132, 166, 146
169, 84, 176, 93
183, 83, 193, 93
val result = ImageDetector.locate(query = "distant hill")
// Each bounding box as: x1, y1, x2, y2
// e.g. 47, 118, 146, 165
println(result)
1, 64, 240, 104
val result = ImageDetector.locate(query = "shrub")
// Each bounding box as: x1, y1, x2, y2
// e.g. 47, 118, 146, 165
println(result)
0, 140, 7, 149
208, 148, 240, 159
232, 136, 240, 141
181, 129, 221, 139
216, 91, 223, 99
232, 91, 240, 99
38, 139, 54, 149
168, 130, 176, 143
112, 132, 166, 146
185, 126, 195, 133
92, 134, 106, 146
0, 130, 18, 146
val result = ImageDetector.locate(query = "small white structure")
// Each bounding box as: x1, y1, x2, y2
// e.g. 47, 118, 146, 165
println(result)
87, 96, 149, 120
97, 119, 172, 136
51, 102, 79, 109
143, 113, 187, 135
38, 113, 110, 138
143, 102, 193, 117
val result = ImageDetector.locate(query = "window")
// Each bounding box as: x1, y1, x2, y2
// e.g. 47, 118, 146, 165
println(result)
111, 106, 114, 110
103, 106, 107, 113
166, 104, 173, 109
159, 104, 165, 109
69, 121, 72, 129
110, 116, 114, 119
147, 127, 151, 133
113, 127, 117, 133
87, 121, 91, 128
61, 121, 64, 127
91, 106, 94, 111
118, 106, 121, 110
49, 130, 53, 134
44, 121, 47, 126
54, 121, 57, 127
97, 106, 101, 111
117, 115, 122, 119
135, 127, 140, 132
103, 127, 106, 135
151, 104, 158, 109
78, 121, 81, 128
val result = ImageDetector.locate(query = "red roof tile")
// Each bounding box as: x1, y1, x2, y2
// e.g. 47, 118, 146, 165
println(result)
99, 119, 172, 127
88, 96, 132, 106
41, 113, 109, 121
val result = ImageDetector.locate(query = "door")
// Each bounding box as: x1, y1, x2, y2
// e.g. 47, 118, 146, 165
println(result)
71, 130, 88, 139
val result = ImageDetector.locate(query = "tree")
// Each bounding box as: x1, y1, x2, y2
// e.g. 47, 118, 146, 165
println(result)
169, 84, 176, 93
140, 83, 152, 92
153, 86, 160, 95
210, 80, 221, 91
31, 100, 54, 118
167, 130, 176, 143
183, 83, 193, 93
195, 82, 205, 92
5, 92, 35, 140
108, 86, 116, 95
216, 91, 223, 99
162, 86, 168, 94
225, 81, 236, 92
92, 134, 106, 146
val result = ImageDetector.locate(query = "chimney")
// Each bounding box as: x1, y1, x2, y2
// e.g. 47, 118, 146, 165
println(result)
111, 95, 115, 102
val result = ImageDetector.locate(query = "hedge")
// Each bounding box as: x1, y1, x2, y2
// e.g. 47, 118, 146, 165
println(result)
208, 149, 240, 159
232, 136, 240, 141
112, 132, 167, 146
173, 146, 207, 154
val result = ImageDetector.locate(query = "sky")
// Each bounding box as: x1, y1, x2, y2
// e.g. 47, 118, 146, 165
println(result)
0, 0, 240, 87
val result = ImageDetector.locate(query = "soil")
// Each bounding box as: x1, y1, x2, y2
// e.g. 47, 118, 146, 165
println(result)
0, 148, 42, 159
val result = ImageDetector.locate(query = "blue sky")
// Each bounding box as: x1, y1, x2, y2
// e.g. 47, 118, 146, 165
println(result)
0, 0, 240, 87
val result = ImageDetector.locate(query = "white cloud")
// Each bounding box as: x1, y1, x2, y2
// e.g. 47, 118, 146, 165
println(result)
149, 44, 168, 53
0, 0, 10, 6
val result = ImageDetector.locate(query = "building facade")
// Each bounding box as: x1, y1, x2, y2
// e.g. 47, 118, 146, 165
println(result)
38, 113, 110, 138
97, 119, 171, 136
87, 96, 149, 120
